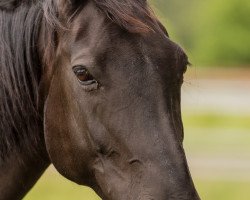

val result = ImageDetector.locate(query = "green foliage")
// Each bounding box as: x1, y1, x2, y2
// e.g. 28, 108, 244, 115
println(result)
150, 0, 250, 66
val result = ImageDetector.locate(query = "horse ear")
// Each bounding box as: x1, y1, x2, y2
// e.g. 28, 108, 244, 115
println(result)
0, 0, 19, 10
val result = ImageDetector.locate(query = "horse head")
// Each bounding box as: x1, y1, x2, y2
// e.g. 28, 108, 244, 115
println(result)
41, 0, 200, 199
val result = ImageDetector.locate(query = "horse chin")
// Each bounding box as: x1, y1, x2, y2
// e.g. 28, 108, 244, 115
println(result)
91, 160, 200, 200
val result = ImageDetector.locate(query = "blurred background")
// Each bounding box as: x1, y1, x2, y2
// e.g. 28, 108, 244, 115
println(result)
24, 0, 250, 199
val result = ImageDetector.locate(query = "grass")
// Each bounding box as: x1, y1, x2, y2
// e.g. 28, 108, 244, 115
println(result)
183, 112, 250, 154
24, 111, 250, 200
24, 168, 100, 200
183, 112, 250, 130
196, 179, 250, 200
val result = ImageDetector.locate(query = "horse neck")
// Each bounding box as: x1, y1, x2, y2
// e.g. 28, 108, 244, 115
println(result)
0, 147, 49, 200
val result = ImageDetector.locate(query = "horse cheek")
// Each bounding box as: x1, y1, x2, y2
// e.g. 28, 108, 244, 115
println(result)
44, 75, 91, 185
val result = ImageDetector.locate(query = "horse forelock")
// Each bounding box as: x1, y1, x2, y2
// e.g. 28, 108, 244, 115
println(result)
42, 0, 162, 34
92, 0, 160, 33
41, 0, 164, 64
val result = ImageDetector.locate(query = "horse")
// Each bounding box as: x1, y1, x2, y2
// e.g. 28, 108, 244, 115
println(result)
0, 0, 200, 199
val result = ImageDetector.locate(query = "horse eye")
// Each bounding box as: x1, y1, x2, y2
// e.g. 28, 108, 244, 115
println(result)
72, 65, 97, 85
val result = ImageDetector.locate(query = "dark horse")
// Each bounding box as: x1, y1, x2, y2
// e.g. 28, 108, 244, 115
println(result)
0, 0, 200, 199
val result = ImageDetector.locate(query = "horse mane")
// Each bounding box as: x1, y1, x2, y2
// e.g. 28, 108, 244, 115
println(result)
0, 0, 43, 160
0, 0, 162, 160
